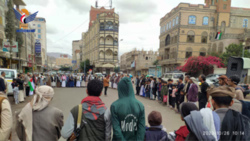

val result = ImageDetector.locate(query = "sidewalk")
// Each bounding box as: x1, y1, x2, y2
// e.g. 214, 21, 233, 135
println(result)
8, 95, 33, 141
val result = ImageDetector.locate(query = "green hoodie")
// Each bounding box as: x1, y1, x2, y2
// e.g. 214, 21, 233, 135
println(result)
111, 77, 145, 141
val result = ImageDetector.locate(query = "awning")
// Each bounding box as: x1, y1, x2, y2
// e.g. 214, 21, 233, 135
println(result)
102, 63, 115, 68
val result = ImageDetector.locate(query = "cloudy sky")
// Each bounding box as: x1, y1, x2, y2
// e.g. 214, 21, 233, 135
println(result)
22, 0, 250, 56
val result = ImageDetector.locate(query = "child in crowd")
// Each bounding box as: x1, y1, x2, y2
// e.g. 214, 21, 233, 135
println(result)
145, 111, 168, 141
13, 82, 19, 104
170, 84, 177, 109
161, 80, 168, 105
145, 79, 151, 98
157, 78, 162, 101
11, 78, 16, 89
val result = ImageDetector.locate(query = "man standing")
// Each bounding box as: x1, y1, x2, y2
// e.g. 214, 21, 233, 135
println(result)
135, 75, 140, 95
209, 86, 250, 140
139, 74, 146, 96
111, 77, 145, 140
176, 77, 185, 111
198, 74, 209, 110
167, 79, 173, 107
0, 91, 12, 140
61, 80, 111, 140
187, 77, 198, 105
111, 74, 115, 89
183, 75, 191, 99
0, 72, 6, 94
16, 74, 25, 103
227, 75, 244, 100
24, 72, 30, 97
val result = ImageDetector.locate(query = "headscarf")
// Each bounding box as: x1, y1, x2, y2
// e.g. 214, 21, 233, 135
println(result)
18, 86, 54, 141
180, 102, 198, 118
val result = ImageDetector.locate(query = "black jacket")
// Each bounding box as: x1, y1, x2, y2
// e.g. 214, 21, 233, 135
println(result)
16, 78, 24, 90
0, 78, 6, 92
198, 82, 209, 102
220, 109, 250, 141
136, 78, 140, 87
140, 78, 146, 86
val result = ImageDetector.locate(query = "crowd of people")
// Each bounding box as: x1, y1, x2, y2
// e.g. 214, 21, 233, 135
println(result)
0, 70, 250, 140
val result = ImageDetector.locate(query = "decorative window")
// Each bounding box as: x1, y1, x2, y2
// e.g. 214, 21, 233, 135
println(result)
176, 16, 179, 25
243, 19, 248, 28
189, 15, 196, 25
100, 23, 105, 30
187, 31, 195, 43
105, 21, 113, 30
165, 24, 167, 31
173, 19, 175, 27
199, 48, 206, 56
163, 25, 165, 32
169, 21, 172, 29
38, 24, 41, 27
167, 23, 169, 30
38, 35, 41, 39
201, 32, 208, 43
165, 34, 170, 46
203, 17, 209, 25
185, 47, 193, 58
38, 29, 41, 33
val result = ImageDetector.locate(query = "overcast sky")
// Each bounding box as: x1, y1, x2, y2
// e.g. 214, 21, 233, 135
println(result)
22, 0, 250, 56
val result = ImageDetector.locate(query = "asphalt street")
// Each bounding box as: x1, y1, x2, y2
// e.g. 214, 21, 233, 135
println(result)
11, 87, 184, 141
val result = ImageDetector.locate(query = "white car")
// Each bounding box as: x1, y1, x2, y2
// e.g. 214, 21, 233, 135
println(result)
0, 68, 17, 95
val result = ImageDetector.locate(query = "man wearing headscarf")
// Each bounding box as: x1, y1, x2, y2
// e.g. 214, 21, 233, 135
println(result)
16, 86, 63, 141
209, 86, 250, 140
111, 77, 145, 140
217, 75, 228, 86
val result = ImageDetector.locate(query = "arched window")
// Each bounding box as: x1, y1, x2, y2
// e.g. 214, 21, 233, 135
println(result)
114, 38, 118, 46
176, 16, 179, 25
187, 31, 195, 43
165, 24, 167, 31
99, 37, 104, 44
173, 19, 175, 27
105, 35, 114, 45
114, 23, 118, 31
146, 57, 148, 60
169, 21, 172, 29
218, 42, 224, 54
166, 23, 169, 30
165, 34, 170, 46
105, 49, 113, 58
201, 31, 208, 43
186, 47, 193, 58
212, 43, 217, 52
189, 15, 196, 25
199, 47, 206, 56
163, 25, 165, 32
203, 17, 209, 25
243, 19, 248, 28
99, 50, 104, 58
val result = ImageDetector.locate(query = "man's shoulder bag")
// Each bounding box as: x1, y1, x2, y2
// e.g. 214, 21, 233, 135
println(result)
68, 104, 86, 141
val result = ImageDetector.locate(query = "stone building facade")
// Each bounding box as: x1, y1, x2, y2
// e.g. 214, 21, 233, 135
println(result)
82, 6, 119, 74
120, 49, 158, 76
159, 0, 250, 73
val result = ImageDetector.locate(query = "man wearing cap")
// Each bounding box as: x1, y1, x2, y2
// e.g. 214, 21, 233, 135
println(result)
187, 77, 198, 104
218, 75, 228, 86
227, 75, 244, 100
209, 86, 250, 140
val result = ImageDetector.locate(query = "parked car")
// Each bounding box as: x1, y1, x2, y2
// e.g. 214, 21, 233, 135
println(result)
0, 68, 17, 96
162, 73, 185, 83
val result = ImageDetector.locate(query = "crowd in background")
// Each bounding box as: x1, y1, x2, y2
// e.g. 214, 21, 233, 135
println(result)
1, 71, 250, 140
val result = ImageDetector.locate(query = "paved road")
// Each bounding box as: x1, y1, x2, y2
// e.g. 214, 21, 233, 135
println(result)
11, 87, 184, 141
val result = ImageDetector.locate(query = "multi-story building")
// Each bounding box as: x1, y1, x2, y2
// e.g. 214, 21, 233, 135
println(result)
159, 0, 250, 73
72, 40, 82, 71
56, 56, 72, 67
0, 0, 8, 67
31, 17, 47, 71
120, 49, 158, 76
82, 6, 119, 74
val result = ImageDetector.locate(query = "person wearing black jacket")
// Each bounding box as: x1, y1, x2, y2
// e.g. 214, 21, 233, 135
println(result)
139, 74, 146, 96
167, 79, 173, 107
16, 74, 25, 102
135, 75, 140, 95
0, 73, 6, 93
176, 77, 185, 112
198, 74, 209, 110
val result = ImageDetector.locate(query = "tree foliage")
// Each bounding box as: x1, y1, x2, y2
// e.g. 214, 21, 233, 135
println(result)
219, 43, 250, 65
178, 56, 224, 76
153, 60, 159, 66
16, 29, 23, 47
5, 0, 16, 45
60, 66, 71, 71
80, 59, 90, 73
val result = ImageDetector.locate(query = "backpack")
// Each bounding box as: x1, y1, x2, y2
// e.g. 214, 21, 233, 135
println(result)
0, 97, 6, 128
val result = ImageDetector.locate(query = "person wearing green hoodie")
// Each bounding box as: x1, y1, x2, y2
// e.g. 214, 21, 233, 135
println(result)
111, 77, 145, 141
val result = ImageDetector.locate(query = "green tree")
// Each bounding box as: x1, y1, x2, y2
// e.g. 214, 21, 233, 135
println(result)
5, 0, 15, 45
16, 29, 23, 71
60, 66, 71, 71
153, 60, 159, 76
80, 59, 90, 73
219, 43, 250, 65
